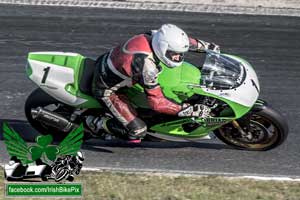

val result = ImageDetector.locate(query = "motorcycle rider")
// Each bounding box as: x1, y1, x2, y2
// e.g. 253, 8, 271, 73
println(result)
88, 24, 220, 142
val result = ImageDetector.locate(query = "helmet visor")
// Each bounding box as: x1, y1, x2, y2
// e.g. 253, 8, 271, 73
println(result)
166, 50, 184, 63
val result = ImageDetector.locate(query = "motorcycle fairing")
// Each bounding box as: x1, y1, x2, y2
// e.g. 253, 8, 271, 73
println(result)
201, 52, 260, 107
26, 51, 258, 138
27, 52, 100, 108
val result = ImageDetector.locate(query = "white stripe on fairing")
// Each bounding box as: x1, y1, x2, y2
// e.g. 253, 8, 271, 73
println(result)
82, 167, 300, 182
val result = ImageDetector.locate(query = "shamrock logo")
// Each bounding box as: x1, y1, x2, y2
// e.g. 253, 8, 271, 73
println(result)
3, 122, 84, 165
29, 135, 58, 161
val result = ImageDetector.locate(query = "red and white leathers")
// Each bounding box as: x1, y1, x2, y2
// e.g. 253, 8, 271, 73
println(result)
92, 32, 204, 138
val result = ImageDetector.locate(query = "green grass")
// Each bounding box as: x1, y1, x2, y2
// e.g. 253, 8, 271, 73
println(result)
1, 168, 300, 200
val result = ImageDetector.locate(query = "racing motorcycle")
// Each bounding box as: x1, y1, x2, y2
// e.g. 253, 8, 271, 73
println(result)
50, 153, 84, 182
24, 50, 288, 151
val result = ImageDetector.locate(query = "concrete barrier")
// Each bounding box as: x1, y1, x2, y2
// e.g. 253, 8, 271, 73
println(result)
133, 0, 300, 9
0, 0, 299, 16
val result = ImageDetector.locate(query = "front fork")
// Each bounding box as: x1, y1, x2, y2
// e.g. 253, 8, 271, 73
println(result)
232, 120, 253, 140
230, 99, 268, 140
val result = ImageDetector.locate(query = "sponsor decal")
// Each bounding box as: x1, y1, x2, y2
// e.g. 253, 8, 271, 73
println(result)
251, 79, 260, 93
203, 118, 229, 127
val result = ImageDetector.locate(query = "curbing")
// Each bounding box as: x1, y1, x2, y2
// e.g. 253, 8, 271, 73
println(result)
133, 0, 300, 9
82, 166, 300, 182
0, 0, 299, 16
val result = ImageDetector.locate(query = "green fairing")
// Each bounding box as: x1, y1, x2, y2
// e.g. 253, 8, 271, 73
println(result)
28, 53, 101, 108
142, 61, 250, 136
122, 60, 250, 137
27, 53, 253, 138
158, 62, 200, 103
25, 62, 33, 77
28, 53, 83, 69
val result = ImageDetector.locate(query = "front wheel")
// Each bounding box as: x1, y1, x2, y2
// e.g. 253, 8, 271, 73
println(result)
214, 104, 288, 151
55, 168, 70, 182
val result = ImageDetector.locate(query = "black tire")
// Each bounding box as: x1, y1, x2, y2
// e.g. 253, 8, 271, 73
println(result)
214, 104, 288, 151
25, 88, 73, 141
55, 168, 70, 182
41, 175, 49, 182
67, 175, 74, 182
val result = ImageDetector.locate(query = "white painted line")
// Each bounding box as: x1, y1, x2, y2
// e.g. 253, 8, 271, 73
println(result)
82, 166, 300, 182
0, 0, 300, 17
1, 162, 300, 182
241, 176, 300, 182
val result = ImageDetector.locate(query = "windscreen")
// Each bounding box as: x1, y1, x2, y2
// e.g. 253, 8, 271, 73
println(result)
200, 51, 245, 90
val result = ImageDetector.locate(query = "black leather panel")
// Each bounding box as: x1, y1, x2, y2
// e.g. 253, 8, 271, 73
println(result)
79, 58, 96, 95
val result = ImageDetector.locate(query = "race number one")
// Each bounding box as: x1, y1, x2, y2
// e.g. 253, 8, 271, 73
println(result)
41, 67, 50, 84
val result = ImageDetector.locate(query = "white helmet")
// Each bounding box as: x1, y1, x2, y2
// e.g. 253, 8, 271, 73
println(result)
76, 151, 84, 163
152, 24, 189, 68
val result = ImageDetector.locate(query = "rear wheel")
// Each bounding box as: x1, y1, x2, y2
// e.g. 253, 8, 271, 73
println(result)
25, 88, 75, 141
214, 104, 288, 151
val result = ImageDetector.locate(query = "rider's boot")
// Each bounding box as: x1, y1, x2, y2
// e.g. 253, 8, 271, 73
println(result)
126, 119, 147, 144
85, 116, 111, 138
86, 116, 146, 143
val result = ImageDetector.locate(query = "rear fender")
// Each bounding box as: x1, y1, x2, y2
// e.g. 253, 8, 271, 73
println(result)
27, 52, 100, 108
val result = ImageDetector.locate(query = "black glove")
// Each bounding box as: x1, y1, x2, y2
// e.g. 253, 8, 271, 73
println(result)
178, 104, 211, 118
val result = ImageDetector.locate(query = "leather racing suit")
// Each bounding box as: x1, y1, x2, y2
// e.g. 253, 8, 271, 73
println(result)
91, 32, 205, 139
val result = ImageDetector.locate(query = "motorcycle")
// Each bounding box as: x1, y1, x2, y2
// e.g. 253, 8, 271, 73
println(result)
50, 155, 83, 182
24, 50, 288, 151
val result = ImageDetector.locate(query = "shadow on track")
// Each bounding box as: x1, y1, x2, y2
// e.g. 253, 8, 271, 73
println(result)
84, 139, 232, 151
0, 119, 40, 141
0, 119, 113, 154
0, 119, 233, 152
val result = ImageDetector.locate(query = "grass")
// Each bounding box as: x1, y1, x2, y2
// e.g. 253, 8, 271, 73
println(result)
1, 168, 300, 200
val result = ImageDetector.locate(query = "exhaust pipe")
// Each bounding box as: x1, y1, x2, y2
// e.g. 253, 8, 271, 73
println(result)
31, 107, 75, 132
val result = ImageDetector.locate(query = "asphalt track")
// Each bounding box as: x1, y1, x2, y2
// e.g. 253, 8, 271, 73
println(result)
0, 4, 300, 178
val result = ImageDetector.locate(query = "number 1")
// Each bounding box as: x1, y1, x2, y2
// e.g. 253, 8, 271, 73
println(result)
41, 67, 50, 84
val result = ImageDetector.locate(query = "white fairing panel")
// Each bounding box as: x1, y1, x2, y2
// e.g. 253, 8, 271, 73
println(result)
5, 162, 21, 177
26, 165, 47, 176
204, 57, 259, 107
28, 59, 87, 105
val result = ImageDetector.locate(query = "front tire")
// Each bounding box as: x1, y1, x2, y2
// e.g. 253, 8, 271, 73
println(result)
55, 168, 70, 182
214, 104, 288, 151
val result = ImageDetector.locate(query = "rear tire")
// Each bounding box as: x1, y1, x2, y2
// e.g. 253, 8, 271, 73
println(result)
25, 88, 74, 141
214, 104, 288, 151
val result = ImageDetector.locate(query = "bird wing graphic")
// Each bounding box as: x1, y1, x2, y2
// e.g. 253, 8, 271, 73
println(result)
57, 124, 84, 156
2, 122, 32, 165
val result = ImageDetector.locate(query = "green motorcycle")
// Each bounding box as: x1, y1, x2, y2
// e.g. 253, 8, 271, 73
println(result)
25, 50, 288, 151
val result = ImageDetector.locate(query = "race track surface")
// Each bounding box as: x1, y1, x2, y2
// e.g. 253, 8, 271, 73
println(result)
0, 4, 300, 177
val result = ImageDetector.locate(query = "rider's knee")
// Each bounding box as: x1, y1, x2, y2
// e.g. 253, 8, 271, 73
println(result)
127, 118, 147, 137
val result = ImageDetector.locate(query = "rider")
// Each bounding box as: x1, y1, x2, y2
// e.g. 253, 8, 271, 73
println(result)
88, 24, 220, 142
